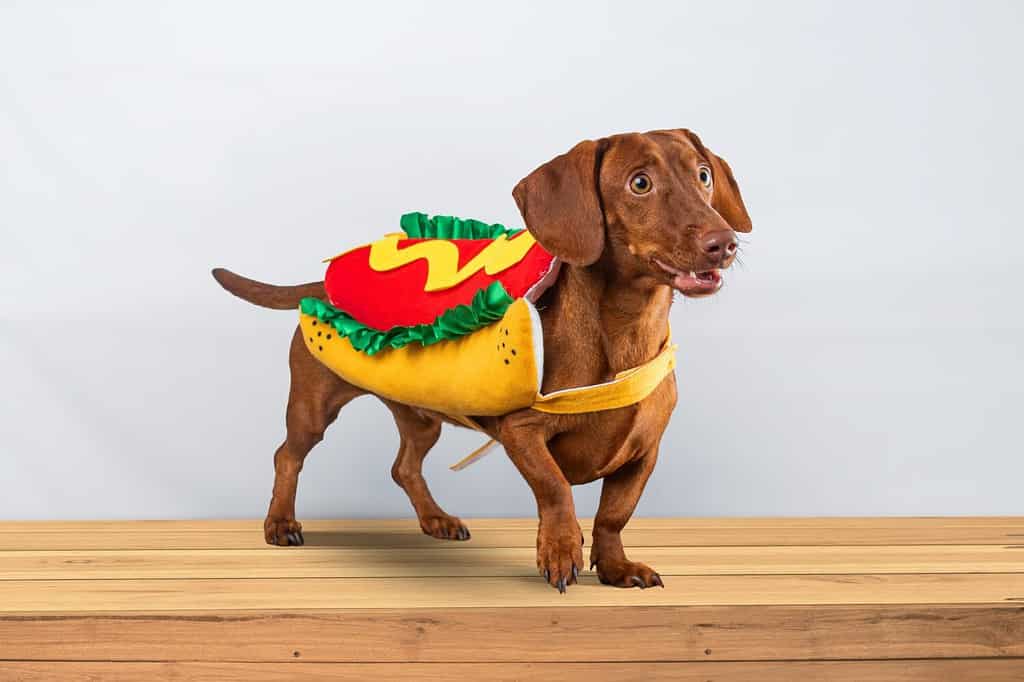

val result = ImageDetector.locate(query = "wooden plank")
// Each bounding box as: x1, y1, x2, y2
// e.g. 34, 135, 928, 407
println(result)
2, 659, 1023, 681
3, 544, 1023, 580
2, 573, 1023, 612
4, 517, 1022, 533
2, 605, 1021, 663
3, 518, 1022, 550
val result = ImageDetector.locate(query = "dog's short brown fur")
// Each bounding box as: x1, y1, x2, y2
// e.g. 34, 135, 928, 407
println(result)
213, 128, 751, 591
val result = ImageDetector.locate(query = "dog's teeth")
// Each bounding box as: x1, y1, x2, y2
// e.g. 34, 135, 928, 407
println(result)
688, 271, 695, 278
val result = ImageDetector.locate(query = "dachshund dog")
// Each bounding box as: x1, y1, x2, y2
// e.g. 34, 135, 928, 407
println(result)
213, 128, 751, 591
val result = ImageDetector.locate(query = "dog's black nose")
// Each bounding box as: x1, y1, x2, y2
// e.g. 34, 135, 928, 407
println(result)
700, 230, 738, 262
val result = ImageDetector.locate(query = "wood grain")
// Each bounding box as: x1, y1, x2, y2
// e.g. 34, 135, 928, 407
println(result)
2, 605, 1021, 663
5, 517, 1023, 532
2, 659, 1023, 681
2, 517, 1022, 550
2, 545, 1022, 580
2, 516, 1021, 678
1, 573, 1023, 612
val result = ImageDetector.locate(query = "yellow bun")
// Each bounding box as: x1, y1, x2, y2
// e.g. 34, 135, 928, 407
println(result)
299, 298, 542, 417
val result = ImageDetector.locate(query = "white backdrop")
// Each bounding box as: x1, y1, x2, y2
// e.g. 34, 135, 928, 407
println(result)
2, 1, 1022, 520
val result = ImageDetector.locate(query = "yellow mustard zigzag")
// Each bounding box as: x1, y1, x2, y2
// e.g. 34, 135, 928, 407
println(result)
367, 232, 537, 291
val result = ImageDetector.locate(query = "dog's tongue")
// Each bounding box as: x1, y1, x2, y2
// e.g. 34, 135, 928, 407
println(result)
673, 269, 722, 295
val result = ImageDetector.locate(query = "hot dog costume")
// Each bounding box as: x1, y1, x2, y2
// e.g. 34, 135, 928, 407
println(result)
299, 212, 677, 469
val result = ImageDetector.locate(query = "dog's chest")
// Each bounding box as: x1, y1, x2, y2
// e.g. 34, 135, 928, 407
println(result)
547, 375, 677, 485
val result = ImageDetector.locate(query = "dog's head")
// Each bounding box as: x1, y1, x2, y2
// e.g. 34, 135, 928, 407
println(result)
513, 129, 751, 297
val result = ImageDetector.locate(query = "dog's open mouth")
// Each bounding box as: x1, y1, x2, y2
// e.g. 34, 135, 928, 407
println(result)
653, 259, 723, 297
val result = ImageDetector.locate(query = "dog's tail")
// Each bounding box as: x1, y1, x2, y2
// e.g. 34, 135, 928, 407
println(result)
211, 268, 326, 310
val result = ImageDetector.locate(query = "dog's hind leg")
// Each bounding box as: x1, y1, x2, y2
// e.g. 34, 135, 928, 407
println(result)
265, 327, 364, 546
385, 401, 470, 541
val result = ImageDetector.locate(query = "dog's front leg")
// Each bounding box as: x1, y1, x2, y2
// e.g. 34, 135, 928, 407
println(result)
590, 451, 664, 588
498, 412, 583, 593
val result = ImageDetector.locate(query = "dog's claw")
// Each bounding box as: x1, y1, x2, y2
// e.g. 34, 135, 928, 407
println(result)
630, 576, 646, 589
544, 569, 550, 583
456, 526, 470, 541
652, 573, 664, 588
590, 559, 597, 571
286, 532, 302, 546
297, 530, 305, 545
556, 576, 567, 594
572, 565, 579, 582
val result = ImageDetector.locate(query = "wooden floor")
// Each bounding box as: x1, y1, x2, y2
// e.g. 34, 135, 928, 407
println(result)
1, 518, 1022, 681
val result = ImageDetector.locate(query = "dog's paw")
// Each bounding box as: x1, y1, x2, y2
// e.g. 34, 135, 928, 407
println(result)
536, 517, 584, 593
264, 517, 305, 547
592, 558, 664, 588
419, 514, 471, 541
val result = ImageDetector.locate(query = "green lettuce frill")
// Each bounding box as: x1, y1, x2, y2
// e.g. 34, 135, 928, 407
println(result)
299, 280, 515, 356
400, 212, 522, 240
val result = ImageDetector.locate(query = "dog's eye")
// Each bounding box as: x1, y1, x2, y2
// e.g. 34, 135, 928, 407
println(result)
629, 173, 652, 195
698, 165, 712, 189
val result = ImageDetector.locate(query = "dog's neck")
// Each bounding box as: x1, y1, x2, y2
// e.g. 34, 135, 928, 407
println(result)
538, 262, 672, 392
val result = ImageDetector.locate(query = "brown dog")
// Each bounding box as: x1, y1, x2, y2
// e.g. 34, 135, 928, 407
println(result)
213, 128, 751, 591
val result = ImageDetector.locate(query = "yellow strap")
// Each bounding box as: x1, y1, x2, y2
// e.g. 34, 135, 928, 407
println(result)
531, 335, 677, 414
448, 414, 482, 430
449, 328, 676, 470
446, 414, 500, 471
449, 437, 499, 471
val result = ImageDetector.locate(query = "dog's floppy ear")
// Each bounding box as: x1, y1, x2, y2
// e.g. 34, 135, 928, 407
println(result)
680, 129, 752, 233
512, 139, 608, 265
